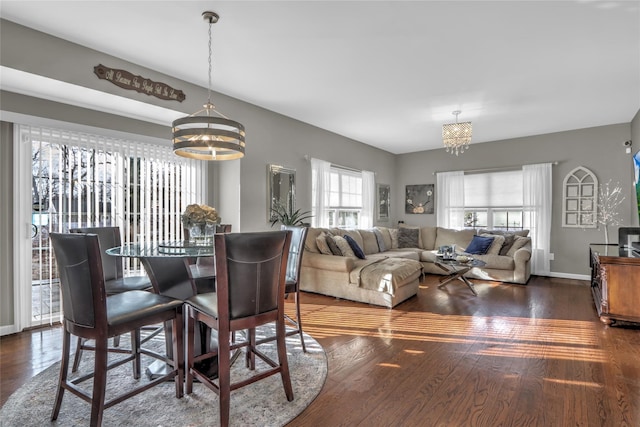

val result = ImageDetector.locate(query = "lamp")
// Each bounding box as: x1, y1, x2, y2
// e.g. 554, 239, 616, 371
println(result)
442, 110, 472, 156
172, 11, 245, 161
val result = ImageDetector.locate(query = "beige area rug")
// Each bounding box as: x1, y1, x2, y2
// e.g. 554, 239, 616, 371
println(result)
0, 324, 327, 426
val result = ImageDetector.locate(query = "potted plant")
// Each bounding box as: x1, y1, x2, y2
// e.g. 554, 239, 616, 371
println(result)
270, 202, 312, 227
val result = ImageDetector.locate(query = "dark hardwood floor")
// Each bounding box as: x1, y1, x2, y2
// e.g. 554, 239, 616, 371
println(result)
2, 275, 639, 426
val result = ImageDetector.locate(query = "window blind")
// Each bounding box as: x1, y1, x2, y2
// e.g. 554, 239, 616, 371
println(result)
464, 170, 523, 207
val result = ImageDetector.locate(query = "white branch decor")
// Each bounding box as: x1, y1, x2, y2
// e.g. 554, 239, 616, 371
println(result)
595, 181, 625, 244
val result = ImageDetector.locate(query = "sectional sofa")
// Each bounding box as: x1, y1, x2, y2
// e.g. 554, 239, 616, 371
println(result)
300, 225, 532, 308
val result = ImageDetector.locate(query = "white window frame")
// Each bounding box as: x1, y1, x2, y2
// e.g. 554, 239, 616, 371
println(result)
11, 117, 207, 332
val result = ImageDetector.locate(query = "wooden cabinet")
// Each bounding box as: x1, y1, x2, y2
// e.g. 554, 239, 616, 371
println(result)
590, 244, 640, 325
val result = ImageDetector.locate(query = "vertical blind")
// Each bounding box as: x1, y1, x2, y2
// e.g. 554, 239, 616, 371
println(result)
23, 124, 206, 326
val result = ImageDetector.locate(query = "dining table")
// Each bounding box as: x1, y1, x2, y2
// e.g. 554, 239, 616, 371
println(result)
106, 240, 218, 379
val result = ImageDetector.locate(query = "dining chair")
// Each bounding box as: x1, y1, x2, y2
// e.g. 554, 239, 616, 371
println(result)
49, 232, 183, 427
184, 231, 294, 427
69, 226, 154, 371
280, 225, 309, 352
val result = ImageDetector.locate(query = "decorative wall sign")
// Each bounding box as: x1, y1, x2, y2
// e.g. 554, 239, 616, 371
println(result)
93, 64, 186, 102
377, 184, 390, 221
405, 184, 434, 214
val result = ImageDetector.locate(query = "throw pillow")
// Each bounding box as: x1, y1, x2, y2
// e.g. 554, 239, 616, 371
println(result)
315, 232, 332, 255
399, 224, 423, 248
373, 229, 387, 252
325, 234, 342, 255
333, 235, 355, 257
480, 233, 505, 256
465, 235, 495, 255
398, 227, 420, 248
389, 228, 399, 249
344, 234, 366, 259
499, 234, 516, 255
506, 236, 531, 257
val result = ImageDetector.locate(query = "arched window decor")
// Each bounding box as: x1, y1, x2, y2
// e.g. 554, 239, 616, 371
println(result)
562, 166, 597, 228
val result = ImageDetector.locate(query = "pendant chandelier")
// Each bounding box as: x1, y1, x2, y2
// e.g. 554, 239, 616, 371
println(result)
442, 110, 472, 156
172, 11, 245, 161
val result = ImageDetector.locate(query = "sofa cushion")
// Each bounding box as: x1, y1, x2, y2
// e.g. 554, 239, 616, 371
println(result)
326, 235, 342, 255
465, 235, 494, 255
434, 228, 475, 251
373, 229, 387, 252
316, 232, 333, 255
304, 227, 325, 253
360, 229, 380, 255
398, 227, 420, 248
481, 233, 505, 255
374, 226, 393, 250
344, 234, 366, 259
420, 227, 437, 250
506, 236, 531, 257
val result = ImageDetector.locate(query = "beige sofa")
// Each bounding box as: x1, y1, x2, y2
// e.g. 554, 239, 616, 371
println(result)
300, 226, 532, 308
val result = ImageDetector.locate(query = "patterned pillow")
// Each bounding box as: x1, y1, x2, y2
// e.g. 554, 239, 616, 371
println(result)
325, 235, 342, 255
333, 235, 355, 257
344, 235, 366, 259
398, 227, 420, 248
373, 229, 387, 252
315, 232, 333, 255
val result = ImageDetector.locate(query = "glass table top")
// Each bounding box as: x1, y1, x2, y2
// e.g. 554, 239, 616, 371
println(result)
106, 241, 214, 258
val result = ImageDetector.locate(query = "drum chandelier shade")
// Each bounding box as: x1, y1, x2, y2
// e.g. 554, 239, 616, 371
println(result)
172, 11, 245, 161
442, 110, 472, 156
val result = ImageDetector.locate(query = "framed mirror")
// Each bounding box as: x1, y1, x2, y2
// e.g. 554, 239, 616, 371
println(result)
268, 164, 296, 221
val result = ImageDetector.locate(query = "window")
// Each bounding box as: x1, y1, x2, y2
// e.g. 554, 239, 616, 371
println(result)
326, 168, 363, 228
21, 124, 206, 327
463, 170, 523, 231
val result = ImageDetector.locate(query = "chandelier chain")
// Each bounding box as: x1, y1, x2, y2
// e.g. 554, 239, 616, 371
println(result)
207, 19, 213, 107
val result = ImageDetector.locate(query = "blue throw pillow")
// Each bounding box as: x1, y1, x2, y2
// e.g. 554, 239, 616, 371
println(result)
344, 234, 366, 259
465, 235, 494, 255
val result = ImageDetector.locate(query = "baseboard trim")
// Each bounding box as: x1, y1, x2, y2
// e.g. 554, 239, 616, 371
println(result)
0, 324, 18, 336
547, 272, 590, 281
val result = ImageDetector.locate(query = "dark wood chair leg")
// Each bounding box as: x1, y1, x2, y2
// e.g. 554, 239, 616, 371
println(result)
245, 328, 256, 370
51, 328, 70, 421
90, 337, 109, 427
219, 329, 232, 427
72, 336, 83, 372
131, 328, 141, 379
294, 291, 306, 352
172, 308, 184, 398
277, 320, 294, 401
185, 307, 195, 395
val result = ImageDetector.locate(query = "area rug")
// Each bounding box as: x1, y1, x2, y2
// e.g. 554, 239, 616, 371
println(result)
0, 324, 327, 426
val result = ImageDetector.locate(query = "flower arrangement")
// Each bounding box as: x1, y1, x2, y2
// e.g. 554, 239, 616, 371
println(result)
181, 204, 219, 228
595, 181, 625, 244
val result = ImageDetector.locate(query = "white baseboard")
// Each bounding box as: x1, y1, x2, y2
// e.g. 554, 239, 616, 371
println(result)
547, 272, 590, 281
0, 324, 18, 336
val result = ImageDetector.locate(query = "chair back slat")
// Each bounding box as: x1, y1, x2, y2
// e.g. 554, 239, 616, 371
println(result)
50, 233, 106, 327
70, 226, 123, 282
280, 225, 308, 283
216, 231, 291, 320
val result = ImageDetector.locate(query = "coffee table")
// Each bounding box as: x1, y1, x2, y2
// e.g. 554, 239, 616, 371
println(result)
435, 256, 486, 296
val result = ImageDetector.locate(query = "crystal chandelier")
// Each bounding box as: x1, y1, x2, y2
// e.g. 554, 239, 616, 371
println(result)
442, 110, 472, 156
172, 11, 245, 161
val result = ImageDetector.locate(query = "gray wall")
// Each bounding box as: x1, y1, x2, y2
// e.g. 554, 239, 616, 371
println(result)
396, 122, 636, 276
0, 121, 14, 326
0, 21, 396, 329
1, 19, 638, 330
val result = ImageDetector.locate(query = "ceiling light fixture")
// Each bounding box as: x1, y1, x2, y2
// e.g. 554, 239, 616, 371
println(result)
172, 11, 245, 161
442, 110, 472, 156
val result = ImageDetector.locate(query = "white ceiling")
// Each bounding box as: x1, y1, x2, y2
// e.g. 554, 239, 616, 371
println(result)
1, 1, 639, 154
